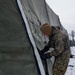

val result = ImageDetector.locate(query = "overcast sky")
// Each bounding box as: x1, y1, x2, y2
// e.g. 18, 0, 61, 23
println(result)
46, 0, 75, 34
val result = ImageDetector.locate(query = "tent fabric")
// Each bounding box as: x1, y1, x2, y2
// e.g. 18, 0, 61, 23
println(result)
46, 4, 61, 27
0, 0, 38, 75
17, 1, 45, 75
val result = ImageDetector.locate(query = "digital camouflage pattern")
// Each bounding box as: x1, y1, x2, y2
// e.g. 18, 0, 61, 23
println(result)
46, 27, 71, 75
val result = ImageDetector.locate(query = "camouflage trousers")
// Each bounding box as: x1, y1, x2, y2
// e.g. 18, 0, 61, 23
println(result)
52, 50, 70, 75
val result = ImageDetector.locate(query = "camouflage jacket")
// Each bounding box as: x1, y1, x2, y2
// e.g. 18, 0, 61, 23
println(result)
45, 27, 71, 58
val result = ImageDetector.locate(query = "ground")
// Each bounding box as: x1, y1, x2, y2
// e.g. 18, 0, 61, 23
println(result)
65, 47, 75, 75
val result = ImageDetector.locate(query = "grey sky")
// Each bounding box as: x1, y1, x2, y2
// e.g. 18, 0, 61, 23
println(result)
46, 0, 75, 33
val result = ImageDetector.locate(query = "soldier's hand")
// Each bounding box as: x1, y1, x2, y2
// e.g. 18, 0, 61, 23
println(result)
41, 53, 51, 61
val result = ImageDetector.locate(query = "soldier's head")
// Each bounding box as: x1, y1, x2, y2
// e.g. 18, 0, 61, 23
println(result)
40, 23, 52, 37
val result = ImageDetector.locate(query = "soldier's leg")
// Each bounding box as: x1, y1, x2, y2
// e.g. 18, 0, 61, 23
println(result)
52, 58, 68, 75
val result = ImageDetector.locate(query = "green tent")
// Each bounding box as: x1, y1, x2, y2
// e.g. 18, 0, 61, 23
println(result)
0, 0, 67, 75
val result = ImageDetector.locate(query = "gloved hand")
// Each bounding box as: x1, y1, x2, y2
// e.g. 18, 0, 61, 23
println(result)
41, 53, 51, 61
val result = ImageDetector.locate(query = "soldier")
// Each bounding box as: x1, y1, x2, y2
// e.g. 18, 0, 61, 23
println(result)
40, 23, 71, 75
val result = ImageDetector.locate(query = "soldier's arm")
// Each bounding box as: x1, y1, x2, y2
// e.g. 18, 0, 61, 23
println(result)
49, 35, 64, 57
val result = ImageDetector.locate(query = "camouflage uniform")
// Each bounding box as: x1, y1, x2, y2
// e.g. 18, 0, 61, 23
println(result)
45, 27, 71, 75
